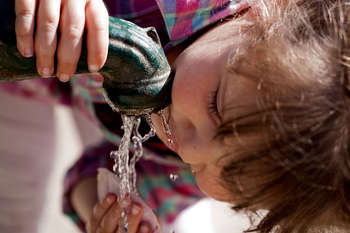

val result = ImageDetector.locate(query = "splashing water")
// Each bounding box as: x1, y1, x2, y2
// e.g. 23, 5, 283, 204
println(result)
169, 173, 178, 181
159, 109, 174, 147
109, 110, 174, 233
109, 114, 155, 233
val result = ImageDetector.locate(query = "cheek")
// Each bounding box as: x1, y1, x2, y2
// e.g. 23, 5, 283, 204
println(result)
172, 77, 198, 111
171, 69, 211, 124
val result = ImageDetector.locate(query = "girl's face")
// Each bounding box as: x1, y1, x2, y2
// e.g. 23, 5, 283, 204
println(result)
152, 20, 254, 202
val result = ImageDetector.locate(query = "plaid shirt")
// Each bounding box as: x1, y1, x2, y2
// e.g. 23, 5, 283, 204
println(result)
105, 0, 248, 42
157, 0, 248, 42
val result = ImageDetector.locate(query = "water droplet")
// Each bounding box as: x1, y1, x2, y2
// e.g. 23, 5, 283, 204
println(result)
159, 109, 174, 147
121, 210, 126, 218
257, 80, 263, 90
122, 223, 128, 233
169, 173, 178, 181
109, 113, 157, 232
117, 219, 128, 233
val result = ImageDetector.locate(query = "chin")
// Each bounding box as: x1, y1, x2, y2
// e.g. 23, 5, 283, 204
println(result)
200, 187, 232, 202
194, 171, 233, 203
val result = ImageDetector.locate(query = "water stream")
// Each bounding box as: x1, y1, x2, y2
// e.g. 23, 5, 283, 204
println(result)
109, 110, 173, 233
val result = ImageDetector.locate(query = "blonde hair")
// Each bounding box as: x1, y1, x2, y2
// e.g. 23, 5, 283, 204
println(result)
217, 0, 350, 232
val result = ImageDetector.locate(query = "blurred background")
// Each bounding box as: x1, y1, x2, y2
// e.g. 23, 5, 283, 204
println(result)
38, 105, 251, 233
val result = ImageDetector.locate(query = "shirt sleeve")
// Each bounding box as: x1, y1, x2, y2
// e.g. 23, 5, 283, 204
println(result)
63, 141, 116, 232
62, 140, 204, 232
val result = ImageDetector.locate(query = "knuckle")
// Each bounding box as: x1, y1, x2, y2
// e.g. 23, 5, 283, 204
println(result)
15, 12, 34, 35
38, 22, 58, 35
16, 9, 34, 19
15, 19, 33, 36
42, 12, 59, 26
64, 25, 84, 40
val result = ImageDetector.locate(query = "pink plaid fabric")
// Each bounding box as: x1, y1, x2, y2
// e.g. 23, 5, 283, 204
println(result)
156, 0, 249, 43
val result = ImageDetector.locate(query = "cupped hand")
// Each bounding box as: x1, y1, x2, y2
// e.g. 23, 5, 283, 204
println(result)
87, 194, 153, 233
15, 0, 109, 82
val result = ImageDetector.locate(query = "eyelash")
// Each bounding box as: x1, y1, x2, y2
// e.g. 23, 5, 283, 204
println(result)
208, 90, 220, 122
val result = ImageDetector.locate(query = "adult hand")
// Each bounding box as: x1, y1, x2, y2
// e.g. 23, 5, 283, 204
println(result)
87, 194, 153, 233
15, 0, 109, 82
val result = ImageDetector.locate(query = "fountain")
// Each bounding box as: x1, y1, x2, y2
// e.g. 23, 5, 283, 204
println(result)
0, 2, 175, 232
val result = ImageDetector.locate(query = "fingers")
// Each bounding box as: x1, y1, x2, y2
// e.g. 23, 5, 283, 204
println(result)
136, 222, 151, 233
35, 0, 60, 77
97, 197, 130, 233
15, 0, 109, 81
85, 0, 109, 73
15, 0, 36, 57
56, 0, 86, 82
89, 195, 146, 233
125, 203, 143, 233
87, 194, 116, 233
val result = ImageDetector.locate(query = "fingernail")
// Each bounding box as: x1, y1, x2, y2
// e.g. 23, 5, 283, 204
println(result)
131, 204, 141, 215
106, 195, 115, 204
58, 73, 70, 82
89, 64, 99, 73
24, 48, 33, 57
40, 67, 52, 77
140, 224, 149, 233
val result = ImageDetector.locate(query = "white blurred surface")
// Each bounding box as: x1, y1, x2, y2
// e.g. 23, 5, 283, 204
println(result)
38, 106, 84, 233
38, 105, 250, 233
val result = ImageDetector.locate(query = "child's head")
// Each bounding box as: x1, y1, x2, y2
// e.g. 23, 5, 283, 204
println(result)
153, 0, 350, 232
219, 0, 350, 232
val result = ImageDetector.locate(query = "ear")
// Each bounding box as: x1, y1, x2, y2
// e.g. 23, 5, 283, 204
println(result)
145, 27, 161, 46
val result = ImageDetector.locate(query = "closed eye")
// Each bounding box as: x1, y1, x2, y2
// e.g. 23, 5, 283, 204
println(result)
208, 90, 221, 125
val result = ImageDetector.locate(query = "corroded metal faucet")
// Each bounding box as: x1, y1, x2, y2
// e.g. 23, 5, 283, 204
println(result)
0, 2, 172, 116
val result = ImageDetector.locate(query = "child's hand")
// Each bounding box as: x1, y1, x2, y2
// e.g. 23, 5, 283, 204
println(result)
15, 0, 109, 82
87, 194, 153, 233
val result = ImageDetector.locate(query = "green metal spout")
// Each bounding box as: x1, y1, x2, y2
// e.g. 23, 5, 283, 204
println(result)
0, 3, 172, 116
100, 18, 173, 115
